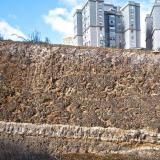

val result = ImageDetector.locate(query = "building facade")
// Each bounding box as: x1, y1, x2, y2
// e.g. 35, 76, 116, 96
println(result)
121, 2, 141, 49
146, 0, 160, 50
73, 0, 141, 49
73, 9, 83, 46
104, 5, 124, 48
145, 14, 153, 50
63, 36, 74, 45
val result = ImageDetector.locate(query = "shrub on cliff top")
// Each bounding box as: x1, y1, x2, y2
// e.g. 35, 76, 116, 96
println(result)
26, 31, 50, 44
28, 31, 42, 43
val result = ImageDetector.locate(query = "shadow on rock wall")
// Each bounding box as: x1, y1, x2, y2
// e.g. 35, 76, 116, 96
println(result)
0, 139, 159, 160
0, 140, 55, 160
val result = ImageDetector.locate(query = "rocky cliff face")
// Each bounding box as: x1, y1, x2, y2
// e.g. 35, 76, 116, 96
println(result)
0, 41, 160, 131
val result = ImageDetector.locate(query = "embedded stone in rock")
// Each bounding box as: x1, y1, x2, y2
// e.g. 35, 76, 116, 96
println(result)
0, 74, 5, 81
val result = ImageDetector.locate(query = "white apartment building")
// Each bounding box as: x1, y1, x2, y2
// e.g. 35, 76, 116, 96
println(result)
145, 14, 153, 50
73, 0, 141, 49
121, 1, 141, 49
73, 9, 83, 46
73, 0, 111, 48
63, 36, 74, 45
146, 0, 160, 50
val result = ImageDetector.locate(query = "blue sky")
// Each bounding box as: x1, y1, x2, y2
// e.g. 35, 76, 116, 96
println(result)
0, 0, 155, 46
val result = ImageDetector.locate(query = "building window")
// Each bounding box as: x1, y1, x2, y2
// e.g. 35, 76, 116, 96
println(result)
130, 6, 134, 10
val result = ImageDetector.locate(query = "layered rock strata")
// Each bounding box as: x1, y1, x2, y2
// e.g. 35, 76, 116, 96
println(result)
0, 121, 160, 158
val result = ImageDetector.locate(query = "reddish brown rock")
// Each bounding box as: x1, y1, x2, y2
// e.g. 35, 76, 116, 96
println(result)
0, 40, 160, 131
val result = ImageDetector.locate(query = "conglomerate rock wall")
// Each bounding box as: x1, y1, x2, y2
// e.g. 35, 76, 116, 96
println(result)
0, 41, 160, 131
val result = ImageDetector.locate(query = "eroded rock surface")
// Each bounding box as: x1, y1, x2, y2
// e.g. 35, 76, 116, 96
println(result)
0, 41, 160, 130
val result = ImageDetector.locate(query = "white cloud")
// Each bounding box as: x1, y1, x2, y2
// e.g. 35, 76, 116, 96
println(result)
0, 20, 26, 41
43, 8, 74, 35
43, 0, 84, 36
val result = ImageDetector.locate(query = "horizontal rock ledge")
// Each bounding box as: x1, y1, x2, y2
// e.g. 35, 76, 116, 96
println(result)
0, 121, 160, 144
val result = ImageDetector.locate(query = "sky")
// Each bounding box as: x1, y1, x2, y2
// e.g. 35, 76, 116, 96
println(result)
0, 0, 155, 47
